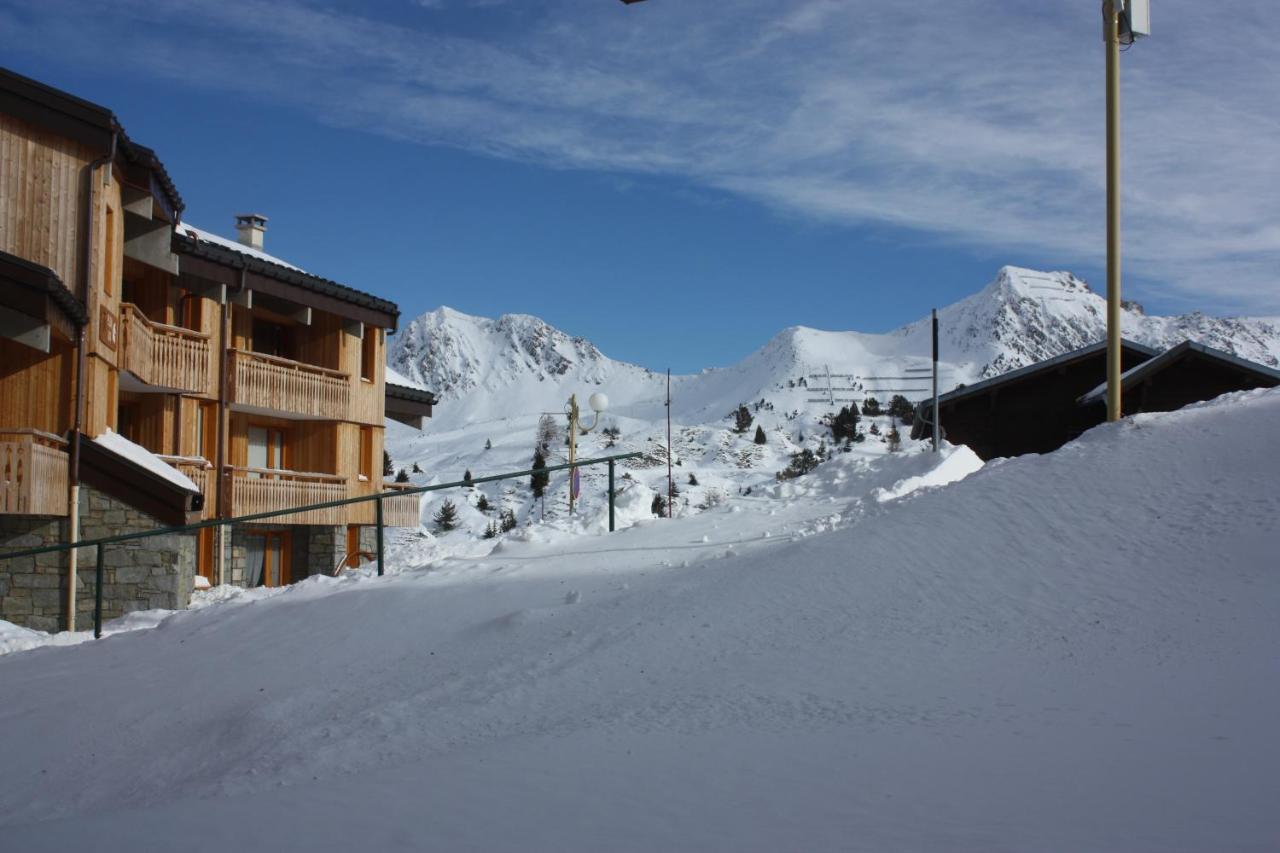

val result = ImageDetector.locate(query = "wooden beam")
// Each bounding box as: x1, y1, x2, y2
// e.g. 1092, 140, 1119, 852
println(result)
0, 304, 51, 352
123, 212, 178, 274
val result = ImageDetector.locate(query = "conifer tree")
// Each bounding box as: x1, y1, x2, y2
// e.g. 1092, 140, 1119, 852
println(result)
888, 394, 916, 423
482, 520, 499, 539
463, 469, 473, 487
887, 418, 902, 452
395, 468, 409, 483
862, 397, 882, 417
500, 508, 518, 532
688, 473, 699, 486
830, 405, 860, 443
484, 438, 492, 450
432, 499, 459, 532
733, 404, 753, 434
382, 450, 394, 477
476, 493, 490, 512
651, 493, 667, 517
411, 462, 422, 474
754, 424, 767, 445
530, 448, 549, 498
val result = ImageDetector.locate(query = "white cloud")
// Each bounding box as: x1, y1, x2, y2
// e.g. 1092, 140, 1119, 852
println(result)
6, 0, 1278, 314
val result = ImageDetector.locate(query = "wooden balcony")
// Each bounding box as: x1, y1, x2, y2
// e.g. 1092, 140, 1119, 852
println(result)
0, 430, 69, 516
158, 455, 215, 519
120, 303, 211, 394
228, 349, 350, 419
379, 483, 422, 528
228, 466, 347, 525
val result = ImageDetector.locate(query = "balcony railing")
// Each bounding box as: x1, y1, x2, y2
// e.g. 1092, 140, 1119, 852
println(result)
0, 430, 69, 516
158, 455, 215, 519
380, 482, 422, 528
228, 349, 350, 419
120, 303, 211, 394
227, 467, 348, 525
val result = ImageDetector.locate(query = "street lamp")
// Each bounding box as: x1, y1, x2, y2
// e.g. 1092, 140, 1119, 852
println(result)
1102, 0, 1150, 422
566, 392, 609, 514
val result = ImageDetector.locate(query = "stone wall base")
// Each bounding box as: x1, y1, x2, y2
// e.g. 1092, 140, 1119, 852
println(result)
0, 485, 196, 632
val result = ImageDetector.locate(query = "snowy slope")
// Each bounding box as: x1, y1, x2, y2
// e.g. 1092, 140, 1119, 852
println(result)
2, 389, 1277, 851
383, 266, 1280, 514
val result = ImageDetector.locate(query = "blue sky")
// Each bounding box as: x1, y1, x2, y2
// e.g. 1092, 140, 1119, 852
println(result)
3, 1, 1277, 372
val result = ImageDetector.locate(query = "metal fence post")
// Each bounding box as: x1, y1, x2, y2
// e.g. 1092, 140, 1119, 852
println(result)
608, 459, 616, 532
375, 494, 385, 577
94, 543, 104, 639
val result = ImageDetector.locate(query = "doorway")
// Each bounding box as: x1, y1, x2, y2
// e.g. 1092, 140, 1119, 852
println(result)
245, 530, 292, 587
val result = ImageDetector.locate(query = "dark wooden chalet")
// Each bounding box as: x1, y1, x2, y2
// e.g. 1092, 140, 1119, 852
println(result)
910, 340, 1159, 460
1076, 340, 1279, 413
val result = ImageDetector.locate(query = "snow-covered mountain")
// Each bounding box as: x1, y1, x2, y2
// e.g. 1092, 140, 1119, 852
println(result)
390, 266, 1280, 430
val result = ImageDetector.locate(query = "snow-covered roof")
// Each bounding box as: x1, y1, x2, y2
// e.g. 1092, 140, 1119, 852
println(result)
176, 223, 306, 273
1077, 340, 1280, 406
386, 366, 431, 393
93, 430, 199, 492
172, 223, 400, 323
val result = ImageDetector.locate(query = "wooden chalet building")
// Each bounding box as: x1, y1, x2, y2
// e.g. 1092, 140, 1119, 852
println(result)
0, 68, 427, 631
913, 339, 1279, 461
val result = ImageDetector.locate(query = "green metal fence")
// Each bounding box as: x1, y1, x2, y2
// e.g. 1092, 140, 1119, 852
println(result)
0, 452, 644, 639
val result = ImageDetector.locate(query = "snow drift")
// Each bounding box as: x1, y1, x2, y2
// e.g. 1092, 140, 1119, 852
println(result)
1, 389, 1277, 851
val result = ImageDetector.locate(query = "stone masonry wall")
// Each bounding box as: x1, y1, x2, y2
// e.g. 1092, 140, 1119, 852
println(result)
0, 485, 196, 632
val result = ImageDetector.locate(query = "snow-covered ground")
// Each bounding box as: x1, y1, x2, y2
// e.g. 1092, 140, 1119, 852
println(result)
1, 389, 1277, 851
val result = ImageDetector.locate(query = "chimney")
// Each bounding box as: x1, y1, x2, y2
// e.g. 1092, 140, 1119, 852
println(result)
234, 213, 268, 250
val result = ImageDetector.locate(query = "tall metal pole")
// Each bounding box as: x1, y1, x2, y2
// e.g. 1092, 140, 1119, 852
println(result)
375, 495, 384, 577
567, 393, 579, 515
1104, 0, 1123, 422
666, 369, 673, 519
608, 459, 616, 532
931, 308, 940, 453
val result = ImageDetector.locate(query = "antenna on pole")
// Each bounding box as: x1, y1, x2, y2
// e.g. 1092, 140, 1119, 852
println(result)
666, 369, 673, 519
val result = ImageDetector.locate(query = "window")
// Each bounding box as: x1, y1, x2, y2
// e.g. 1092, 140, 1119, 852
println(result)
182, 295, 203, 333
358, 426, 373, 481
196, 401, 218, 461
360, 326, 378, 382
248, 425, 288, 475
117, 399, 140, 442
252, 319, 294, 360
103, 206, 115, 296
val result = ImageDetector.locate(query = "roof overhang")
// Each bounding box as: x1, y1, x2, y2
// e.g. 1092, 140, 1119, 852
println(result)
0, 250, 86, 351
1077, 340, 1280, 406
172, 230, 400, 331
0, 67, 184, 219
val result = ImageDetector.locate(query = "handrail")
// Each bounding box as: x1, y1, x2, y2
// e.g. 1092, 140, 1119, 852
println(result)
0, 451, 646, 639
229, 347, 347, 379
157, 454, 212, 468
0, 428, 68, 447
228, 465, 347, 484
121, 302, 210, 340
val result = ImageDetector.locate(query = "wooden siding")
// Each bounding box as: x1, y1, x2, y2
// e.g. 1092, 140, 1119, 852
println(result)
0, 337, 74, 435
0, 114, 91, 292
0, 429, 68, 516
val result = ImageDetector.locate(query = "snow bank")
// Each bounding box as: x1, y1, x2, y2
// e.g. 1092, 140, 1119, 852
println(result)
1, 390, 1277, 851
